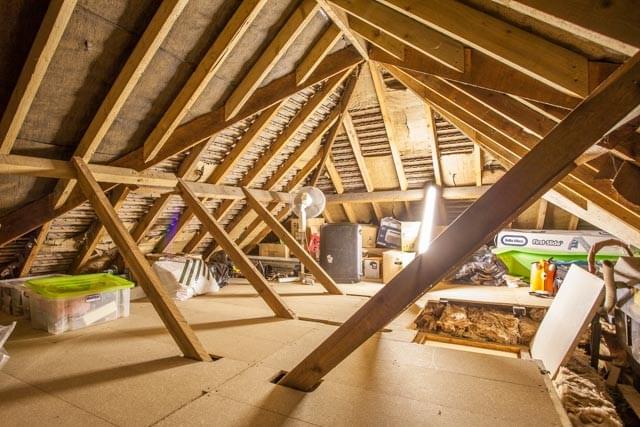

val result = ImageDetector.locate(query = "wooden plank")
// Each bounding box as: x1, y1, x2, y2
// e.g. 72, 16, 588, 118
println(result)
177, 179, 295, 319
380, 0, 589, 97
310, 121, 341, 186
369, 61, 408, 190
424, 104, 443, 186
54, 0, 189, 207
278, 51, 640, 391
130, 193, 173, 244
531, 265, 604, 377
317, 0, 369, 59
297, 24, 343, 84
494, 0, 640, 55
348, 15, 404, 60
71, 157, 211, 361
342, 112, 373, 191
619, 384, 640, 418
567, 215, 579, 231
225, 0, 319, 119
243, 188, 342, 295
535, 199, 548, 229
143, 0, 267, 162
69, 186, 130, 273
473, 143, 482, 186
326, 186, 489, 204
18, 222, 52, 277
371, 47, 580, 109
332, 0, 465, 71
0, 0, 77, 154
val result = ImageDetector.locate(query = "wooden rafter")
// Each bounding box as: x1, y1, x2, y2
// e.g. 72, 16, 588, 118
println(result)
177, 179, 296, 319
316, 0, 369, 59
347, 16, 404, 60
424, 104, 443, 186
326, 186, 489, 204
71, 157, 211, 361
53, 0, 189, 208
18, 222, 52, 278
310, 121, 341, 186
279, 51, 640, 392
535, 199, 548, 229
368, 61, 408, 190
473, 143, 483, 186
371, 48, 580, 109
153, 102, 283, 253
181, 70, 352, 253
69, 186, 131, 273
0, 0, 76, 154
225, 0, 320, 119
297, 24, 343, 84
0, 49, 363, 249
380, 0, 589, 97
243, 188, 342, 295
332, 0, 464, 72
143, 0, 268, 162
385, 65, 640, 245
324, 155, 358, 223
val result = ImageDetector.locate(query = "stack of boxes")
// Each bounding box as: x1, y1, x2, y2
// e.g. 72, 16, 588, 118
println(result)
362, 217, 421, 284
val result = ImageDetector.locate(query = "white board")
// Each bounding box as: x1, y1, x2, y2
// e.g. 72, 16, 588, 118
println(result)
530, 265, 604, 378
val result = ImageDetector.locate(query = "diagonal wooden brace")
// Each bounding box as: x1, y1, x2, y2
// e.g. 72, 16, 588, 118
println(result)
242, 187, 343, 295
176, 179, 296, 319
278, 51, 640, 391
71, 157, 211, 361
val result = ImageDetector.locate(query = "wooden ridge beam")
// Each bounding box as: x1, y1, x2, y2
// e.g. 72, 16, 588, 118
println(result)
71, 157, 211, 361
370, 47, 581, 109
380, 0, 589, 97
331, 0, 464, 72
144, 0, 268, 162
0, 49, 363, 250
69, 186, 131, 273
297, 24, 343, 84
224, 0, 320, 120
243, 188, 342, 295
177, 179, 296, 319
0, 0, 77, 154
279, 50, 640, 392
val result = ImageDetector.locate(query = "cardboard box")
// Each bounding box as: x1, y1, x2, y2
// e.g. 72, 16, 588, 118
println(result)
259, 243, 290, 258
382, 250, 416, 283
495, 229, 629, 255
376, 217, 421, 251
360, 224, 379, 248
363, 257, 382, 281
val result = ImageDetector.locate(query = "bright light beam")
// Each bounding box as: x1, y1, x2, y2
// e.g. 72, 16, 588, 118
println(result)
417, 185, 438, 254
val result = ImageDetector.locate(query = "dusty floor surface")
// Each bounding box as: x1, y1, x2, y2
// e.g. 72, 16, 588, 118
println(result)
0, 281, 565, 426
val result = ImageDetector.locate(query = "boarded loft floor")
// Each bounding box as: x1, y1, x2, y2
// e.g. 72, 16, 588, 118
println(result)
0, 281, 566, 426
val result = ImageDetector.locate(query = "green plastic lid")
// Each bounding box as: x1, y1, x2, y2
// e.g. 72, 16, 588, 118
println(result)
26, 273, 134, 299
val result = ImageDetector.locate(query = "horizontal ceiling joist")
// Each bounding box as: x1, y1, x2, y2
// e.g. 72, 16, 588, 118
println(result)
0, 155, 292, 204
325, 186, 491, 204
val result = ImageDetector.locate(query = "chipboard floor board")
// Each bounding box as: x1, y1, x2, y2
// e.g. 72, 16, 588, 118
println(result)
0, 281, 565, 426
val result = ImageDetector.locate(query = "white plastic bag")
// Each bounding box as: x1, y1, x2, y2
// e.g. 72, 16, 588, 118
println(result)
153, 259, 219, 301
0, 321, 16, 370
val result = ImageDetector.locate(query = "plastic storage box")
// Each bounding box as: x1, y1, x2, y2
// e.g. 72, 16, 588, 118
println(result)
26, 274, 134, 335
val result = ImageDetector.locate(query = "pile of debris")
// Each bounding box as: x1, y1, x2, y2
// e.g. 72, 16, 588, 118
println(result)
415, 302, 545, 345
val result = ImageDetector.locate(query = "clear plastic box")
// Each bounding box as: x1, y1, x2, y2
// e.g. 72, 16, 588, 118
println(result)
26, 274, 134, 335
29, 287, 131, 334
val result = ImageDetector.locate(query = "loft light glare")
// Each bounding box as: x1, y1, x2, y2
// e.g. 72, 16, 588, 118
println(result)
417, 185, 438, 254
